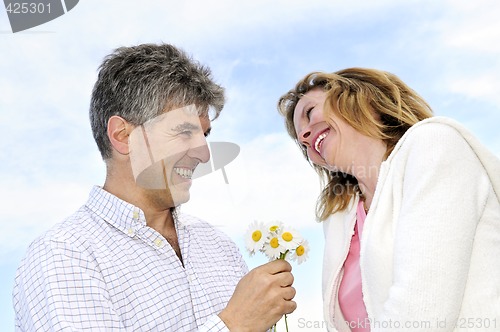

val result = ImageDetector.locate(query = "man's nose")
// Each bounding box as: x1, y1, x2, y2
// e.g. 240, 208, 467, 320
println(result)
188, 134, 210, 163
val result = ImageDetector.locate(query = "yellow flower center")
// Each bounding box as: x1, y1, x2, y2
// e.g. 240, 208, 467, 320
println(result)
252, 230, 262, 242
270, 237, 279, 248
296, 245, 305, 256
269, 225, 279, 232
282, 232, 293, 242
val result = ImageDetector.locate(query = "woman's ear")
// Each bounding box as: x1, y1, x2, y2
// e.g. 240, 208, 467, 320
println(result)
107, 115, 132, 155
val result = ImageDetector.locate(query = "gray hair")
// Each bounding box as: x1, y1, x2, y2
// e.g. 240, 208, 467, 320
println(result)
89, 43, 225, 160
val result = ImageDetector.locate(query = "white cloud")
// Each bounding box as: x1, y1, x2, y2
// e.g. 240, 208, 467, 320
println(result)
447, 73, 500, 108
428, 0, 500, 108
440, 0, 500, 54
0, 179, 94, 260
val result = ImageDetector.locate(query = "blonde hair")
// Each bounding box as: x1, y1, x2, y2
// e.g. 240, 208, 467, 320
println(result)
277, 68, 433, 221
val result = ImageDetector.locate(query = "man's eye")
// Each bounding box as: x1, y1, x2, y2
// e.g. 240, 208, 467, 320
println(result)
181, 131, 192, 137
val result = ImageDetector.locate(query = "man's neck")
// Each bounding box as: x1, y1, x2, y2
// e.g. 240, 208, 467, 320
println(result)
145, 208, 183, 264
103, 164, 182, 262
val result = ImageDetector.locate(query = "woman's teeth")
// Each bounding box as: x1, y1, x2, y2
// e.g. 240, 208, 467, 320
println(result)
315, 132, 328, 154
174, 168, 193, 179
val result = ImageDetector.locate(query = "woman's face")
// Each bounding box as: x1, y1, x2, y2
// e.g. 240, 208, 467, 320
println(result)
293, 88, 362, 173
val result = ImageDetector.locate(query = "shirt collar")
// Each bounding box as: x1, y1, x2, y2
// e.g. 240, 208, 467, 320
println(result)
85, 186, 147, 235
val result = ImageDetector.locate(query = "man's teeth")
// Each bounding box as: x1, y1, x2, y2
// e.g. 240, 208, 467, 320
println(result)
315, 132, 328, 153
174, 168, 193, 179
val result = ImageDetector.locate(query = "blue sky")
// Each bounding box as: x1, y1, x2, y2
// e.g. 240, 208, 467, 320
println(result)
1, 1, 499, 331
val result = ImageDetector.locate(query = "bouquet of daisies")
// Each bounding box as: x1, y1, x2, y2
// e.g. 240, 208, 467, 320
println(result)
245, 220, 309, 263
244, 221, 309, 331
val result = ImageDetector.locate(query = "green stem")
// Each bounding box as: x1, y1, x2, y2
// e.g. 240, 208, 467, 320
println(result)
277, 251, 290, 331
279, 250, 289, 260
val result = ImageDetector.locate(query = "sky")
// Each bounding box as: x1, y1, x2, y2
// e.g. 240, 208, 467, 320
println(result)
1, 0, 500, 331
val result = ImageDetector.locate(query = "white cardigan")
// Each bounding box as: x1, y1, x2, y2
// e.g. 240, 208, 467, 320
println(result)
322, 117, 500, 332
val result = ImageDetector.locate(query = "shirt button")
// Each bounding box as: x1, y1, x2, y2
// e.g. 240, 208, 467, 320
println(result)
127, 228, 135, 236
154, 239, 163, 247
133, 211, 139, 219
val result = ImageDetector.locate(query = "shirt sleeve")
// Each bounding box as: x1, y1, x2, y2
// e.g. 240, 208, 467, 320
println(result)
374, 123, 491, 331
13, 234, 126, 331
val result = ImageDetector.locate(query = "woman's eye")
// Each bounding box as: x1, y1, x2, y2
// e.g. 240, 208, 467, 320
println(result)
305, 107, 313, 120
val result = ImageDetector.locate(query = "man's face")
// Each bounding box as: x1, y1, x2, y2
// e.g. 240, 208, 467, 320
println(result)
128, 105, 211, 208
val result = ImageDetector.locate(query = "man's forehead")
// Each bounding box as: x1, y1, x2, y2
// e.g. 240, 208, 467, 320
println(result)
145, 104, 203, 128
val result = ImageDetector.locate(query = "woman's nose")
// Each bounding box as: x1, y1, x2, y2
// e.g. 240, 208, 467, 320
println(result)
299, 129, 312, 147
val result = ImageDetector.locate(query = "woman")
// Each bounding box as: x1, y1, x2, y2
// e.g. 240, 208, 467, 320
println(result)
278, 68, 500, 332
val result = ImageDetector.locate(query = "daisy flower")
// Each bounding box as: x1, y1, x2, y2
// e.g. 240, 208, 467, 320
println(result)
290, 240, 310, 265
265, 220, 283, 235
278, 226, 303, 251
244, 220, 267, 255
263, 234, 286, 260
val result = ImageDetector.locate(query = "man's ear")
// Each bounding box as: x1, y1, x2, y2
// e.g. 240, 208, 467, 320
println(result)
107, 115, 132, 155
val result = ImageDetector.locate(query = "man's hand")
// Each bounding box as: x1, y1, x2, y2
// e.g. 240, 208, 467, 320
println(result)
218, 259, 297, 332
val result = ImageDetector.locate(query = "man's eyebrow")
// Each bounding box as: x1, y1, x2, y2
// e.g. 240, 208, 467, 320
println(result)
171, 122, 200, 132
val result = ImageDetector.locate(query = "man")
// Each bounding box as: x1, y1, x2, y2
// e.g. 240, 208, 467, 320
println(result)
13, 43, 296, 331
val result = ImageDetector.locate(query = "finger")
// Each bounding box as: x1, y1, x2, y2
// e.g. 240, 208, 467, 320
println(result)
276, 272, 294, 287
283, 300, 297, 314
264, 259, 292, 274
282, 286, 296, 301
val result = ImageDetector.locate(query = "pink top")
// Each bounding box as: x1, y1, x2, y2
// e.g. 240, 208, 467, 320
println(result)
338, 200, 370, 331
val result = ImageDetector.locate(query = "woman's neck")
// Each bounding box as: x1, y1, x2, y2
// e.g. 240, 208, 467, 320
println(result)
352, 139, 387, 210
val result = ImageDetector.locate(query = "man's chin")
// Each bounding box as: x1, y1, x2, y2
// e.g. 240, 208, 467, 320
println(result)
171, 192, 190, 207
169, 184, 191, 206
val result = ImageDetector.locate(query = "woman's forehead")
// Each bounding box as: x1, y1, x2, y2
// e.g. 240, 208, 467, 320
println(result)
293, 89, 327, 126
